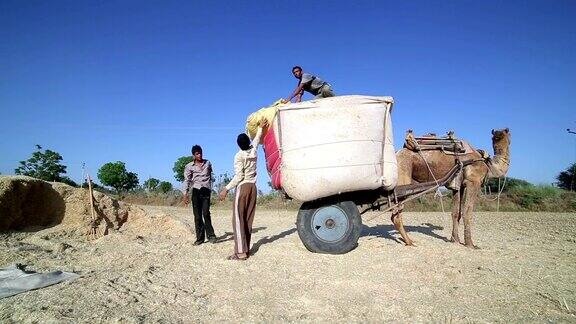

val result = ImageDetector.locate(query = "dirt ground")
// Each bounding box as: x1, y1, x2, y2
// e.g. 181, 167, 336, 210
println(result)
1, 206, 575, 323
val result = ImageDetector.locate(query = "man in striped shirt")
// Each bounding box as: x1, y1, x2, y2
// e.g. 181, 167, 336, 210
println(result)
218, 133, 260, 261
183, 145, 217, 245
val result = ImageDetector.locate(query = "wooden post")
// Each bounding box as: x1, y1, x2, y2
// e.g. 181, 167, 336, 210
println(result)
87, 175, 96, 223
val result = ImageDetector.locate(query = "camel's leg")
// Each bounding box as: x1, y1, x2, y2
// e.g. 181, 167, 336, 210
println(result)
462, 183, 481, 249
450, 188, 463, 244
391, 205, 415, 246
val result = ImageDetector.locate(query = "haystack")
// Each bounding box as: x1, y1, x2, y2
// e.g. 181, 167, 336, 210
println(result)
0, 176, 191, 238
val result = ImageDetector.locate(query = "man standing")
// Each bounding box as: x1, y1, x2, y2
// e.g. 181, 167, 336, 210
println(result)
284, 66, 335, 103
219, 133, 260, 261
183, 145, 217, 245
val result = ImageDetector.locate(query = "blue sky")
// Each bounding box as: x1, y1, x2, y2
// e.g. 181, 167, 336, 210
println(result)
1, 0, 575, 192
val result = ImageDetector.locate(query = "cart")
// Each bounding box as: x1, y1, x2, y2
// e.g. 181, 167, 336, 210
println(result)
294, 160, 464, 254
256, 95, 473, 254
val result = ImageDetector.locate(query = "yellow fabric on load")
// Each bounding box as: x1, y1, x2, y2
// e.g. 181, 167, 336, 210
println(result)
245, 99, 285, 139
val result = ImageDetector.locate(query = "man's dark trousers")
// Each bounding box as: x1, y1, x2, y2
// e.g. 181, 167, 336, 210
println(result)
191, 187, 216, 242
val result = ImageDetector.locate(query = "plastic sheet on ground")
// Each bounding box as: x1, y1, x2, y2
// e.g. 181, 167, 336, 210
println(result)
0, 264, 80, 299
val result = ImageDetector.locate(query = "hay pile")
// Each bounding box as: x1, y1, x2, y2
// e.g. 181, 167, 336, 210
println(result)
0, 176, 191, 238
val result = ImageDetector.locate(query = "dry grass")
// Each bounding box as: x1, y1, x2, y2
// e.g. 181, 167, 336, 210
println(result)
119, 187, 576, 213
1, 205, 575, 322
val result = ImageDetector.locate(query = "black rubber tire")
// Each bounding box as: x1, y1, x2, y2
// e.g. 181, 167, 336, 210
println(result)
296, 200, 362, 254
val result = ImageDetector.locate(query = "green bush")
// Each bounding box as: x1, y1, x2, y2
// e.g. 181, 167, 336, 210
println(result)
507, 185, 567, 211
484, 177, 531, 194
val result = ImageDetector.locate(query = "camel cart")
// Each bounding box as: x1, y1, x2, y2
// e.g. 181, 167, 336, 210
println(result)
259, 95, 468, 254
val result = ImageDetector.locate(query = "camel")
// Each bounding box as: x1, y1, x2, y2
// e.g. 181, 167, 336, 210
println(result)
391, 128, 511, 248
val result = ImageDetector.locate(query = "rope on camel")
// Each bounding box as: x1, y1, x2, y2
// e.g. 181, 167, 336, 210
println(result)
417, 151, 446, 213
482, 176, 507, 212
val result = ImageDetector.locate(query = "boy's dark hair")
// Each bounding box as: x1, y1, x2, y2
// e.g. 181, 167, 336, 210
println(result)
292, 65, 302, 72
191, 145, 202, 155
237, 134, 251, 151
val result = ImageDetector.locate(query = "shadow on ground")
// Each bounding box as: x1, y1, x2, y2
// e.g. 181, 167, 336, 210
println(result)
361, 222, 450, 243
250, 227, 297, 256
215, 226, 267, 243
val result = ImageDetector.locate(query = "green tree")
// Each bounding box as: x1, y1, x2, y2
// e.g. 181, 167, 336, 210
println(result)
97, 161, 139, 194
59, 177, 78, 187
213, 172, 231, 193
144, 178, 160, 191
81, 180, 106, 192
158, 181, 173, 193
173, 156, 193, 182
556, 162, 576, 191
15, 145, 70, 183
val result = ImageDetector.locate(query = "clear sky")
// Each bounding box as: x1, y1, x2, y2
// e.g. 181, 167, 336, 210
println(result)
1, 0, 575, 191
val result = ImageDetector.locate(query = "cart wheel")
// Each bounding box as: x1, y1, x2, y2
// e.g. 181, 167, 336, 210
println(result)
296, 200, 361, 254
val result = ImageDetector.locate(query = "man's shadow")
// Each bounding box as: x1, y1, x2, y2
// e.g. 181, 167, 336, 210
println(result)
250, 227, 297, 256
361, 222, 451, 243
215, 226, 267, 243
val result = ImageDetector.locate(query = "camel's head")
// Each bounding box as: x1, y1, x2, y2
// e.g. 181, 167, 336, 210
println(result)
491, 128, 510, 146
488, 128, 511, 177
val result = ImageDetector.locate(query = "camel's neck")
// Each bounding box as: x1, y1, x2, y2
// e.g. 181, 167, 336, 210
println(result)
488, 141, 510, 178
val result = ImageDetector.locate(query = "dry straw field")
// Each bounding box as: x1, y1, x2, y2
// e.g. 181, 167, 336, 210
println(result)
1, 187, 575, 323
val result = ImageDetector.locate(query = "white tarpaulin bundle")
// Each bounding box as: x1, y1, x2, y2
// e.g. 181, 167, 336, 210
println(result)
0, 264, 80, 299
263, 95, 397, 202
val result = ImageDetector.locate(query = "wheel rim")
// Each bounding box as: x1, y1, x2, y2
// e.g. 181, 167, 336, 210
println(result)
311, 205, 350, 243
